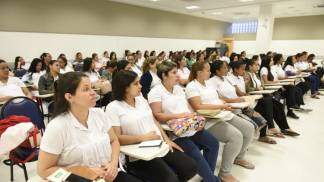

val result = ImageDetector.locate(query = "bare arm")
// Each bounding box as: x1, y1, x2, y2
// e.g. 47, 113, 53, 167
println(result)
108, 128, 120, 166
112, 126, 161, 145
233, 85, 247, 97
187, 96, 227, 110
149, 101, 192, 122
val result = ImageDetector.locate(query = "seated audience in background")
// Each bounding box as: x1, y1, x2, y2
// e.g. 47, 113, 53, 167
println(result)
220, 50, 230, 64
13, 56, 27, 78
73, 52, 83, 71
38, 59, 61, 95
245, 58, 300, 140
40, 53, 52, 71
260, 56, 302, 119
175, 55, 190, 86
140, 56, 161, 99
106, 70, 197, 182
196, 51, 206, 63
186, 61, 255, 182
148, 61, 220, 182
101, 61, 117, 82
22, 58, 44, 90
37, 72, 141, 182
109, 51, 117, 62
150, 50, 156, 57
58, 56, 74, 74
143, 50, 149, 60
208, 61, 267, 131
0, 59, 32, 102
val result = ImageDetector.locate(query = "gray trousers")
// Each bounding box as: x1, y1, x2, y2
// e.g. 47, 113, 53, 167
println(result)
207, 115, 254, 176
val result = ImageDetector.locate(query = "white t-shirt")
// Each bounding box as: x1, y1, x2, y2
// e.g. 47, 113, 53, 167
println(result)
131, 65, 143, 77
105, 96, 162, 138
295, 61, 310, 71
284, 65, 298, 74
177, 67, 190, 80
226, 75, 246, 93
100, 57, 109, 66
148, 84, 192, 114
40, 108, 112, 168
207, 76, 238, 99
22, 72, 43, 86
0, 77, 26, 97
271, 65, 286, 78
248, 72, 262, 89
185, 80, 235, 121
136, 57, 145, 68
85, 71, 100, 83
220, 56, 230, 64
60, 66, 74, 74
149, 71, 161, 89
260, 67, 278, 81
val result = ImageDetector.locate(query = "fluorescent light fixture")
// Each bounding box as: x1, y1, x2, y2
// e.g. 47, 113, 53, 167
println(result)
212, 12, 223, 15
186, 5, 200, 10
150, 0, 159, 2
239, 0, 254, 2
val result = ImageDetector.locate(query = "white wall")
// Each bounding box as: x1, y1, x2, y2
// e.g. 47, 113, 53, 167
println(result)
0, 31, 215, 62
233, 40, 324, 59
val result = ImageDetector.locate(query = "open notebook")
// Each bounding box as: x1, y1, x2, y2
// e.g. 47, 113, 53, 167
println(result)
138, 140, 163, 148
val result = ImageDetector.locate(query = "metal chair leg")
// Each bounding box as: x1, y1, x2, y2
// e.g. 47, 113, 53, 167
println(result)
10, 160, 14, 182
22, 163, 28, 181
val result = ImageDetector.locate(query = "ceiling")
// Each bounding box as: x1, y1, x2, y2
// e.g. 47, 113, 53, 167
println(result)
109, 0, 324, 22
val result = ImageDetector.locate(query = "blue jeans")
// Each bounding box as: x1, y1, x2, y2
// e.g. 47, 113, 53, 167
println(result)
174, 130, 220, 182
309, 74, 320, 95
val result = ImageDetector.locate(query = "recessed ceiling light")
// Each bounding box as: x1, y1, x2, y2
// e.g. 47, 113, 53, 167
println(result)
239, 0, 254, 2
212, 12, 223, 15
185, 5, 200, 10
149, 0, 160, 2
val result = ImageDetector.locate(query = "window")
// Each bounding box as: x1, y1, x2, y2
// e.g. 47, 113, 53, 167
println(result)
231, 21, 258, 34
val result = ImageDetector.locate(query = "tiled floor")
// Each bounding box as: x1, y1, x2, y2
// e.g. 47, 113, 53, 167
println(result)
1, 96, 323, 182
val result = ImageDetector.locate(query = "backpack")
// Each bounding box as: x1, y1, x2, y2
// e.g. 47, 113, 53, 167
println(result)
0, 115, 40, 163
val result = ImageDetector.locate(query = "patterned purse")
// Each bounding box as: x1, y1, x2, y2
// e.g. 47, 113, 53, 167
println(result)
167, 115, 206, 137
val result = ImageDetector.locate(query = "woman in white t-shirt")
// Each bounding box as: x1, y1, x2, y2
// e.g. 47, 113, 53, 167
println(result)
22, 58, 44, 90
175, 55, 190, 86
0, 60, 32, 102
148, 61, 220, 182
186, 62, 255, 182
37, 72, 141, 182
106, 70, 197, 182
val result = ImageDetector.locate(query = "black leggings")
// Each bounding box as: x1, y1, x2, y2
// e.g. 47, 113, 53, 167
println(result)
115, 171, 143, 182
254, 96, 290, 137
127, 150, 197, 182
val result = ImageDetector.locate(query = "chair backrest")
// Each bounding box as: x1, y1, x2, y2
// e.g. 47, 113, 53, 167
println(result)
0, 97, 45, 131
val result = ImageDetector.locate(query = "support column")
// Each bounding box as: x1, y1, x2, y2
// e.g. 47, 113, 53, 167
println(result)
256, 4, 274, 54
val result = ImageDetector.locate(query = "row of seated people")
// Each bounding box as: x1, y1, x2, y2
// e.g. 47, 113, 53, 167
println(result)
0, 49, 322, 182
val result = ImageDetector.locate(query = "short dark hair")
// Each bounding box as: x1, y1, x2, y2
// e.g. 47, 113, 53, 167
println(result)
210, 60, 225, 77
0, 59, 6, 64
112, 70, 138, 101
116, 60, 130, 71
82, 57, 93, 72
106, 60, 117, 69
58, 56, 68, 67
53, 72, 88, 118
157, 61, 177, 80
231, 60, 246, 71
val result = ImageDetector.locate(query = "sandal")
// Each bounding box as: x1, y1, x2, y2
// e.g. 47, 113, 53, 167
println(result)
268, 132, 285, 138
234, 159, 255, 170
258, 136, 277, 144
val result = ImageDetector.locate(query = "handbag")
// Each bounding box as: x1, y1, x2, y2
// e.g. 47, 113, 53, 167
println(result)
167, 115, 205, 137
